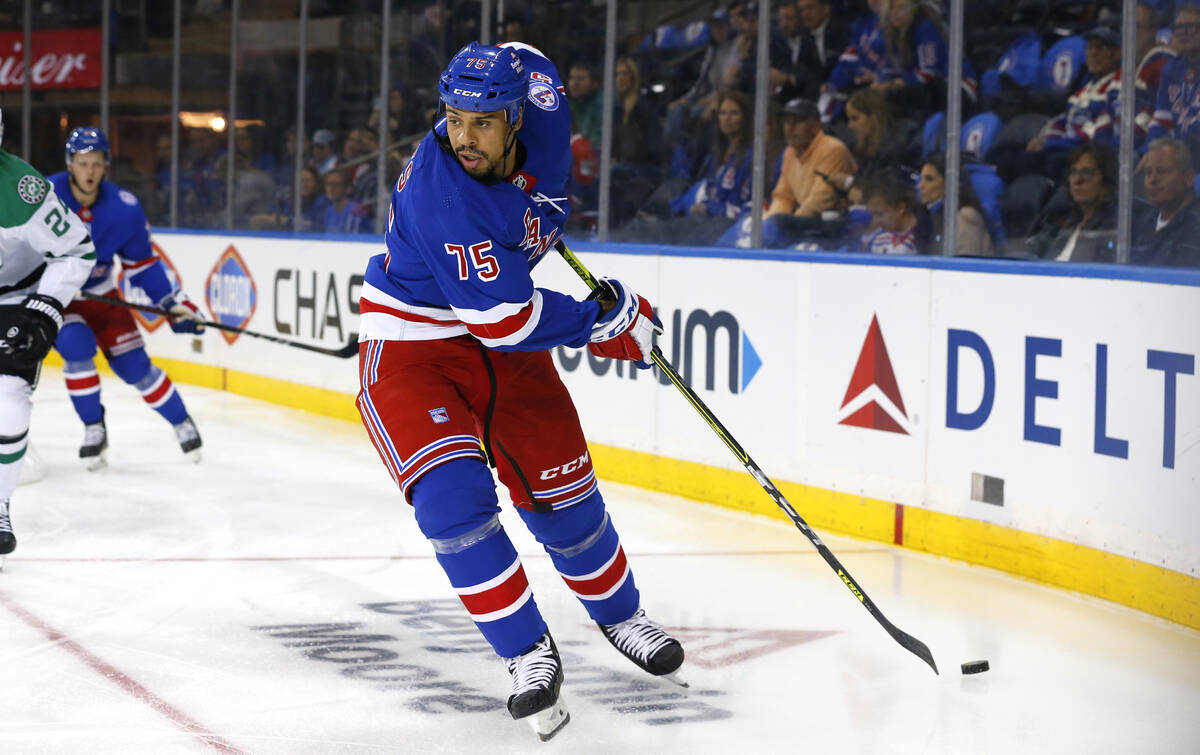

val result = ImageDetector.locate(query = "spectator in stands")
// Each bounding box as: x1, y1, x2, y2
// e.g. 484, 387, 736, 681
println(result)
250, 166, 329, 232
824, 0, 885, 108
1135, 3, 1178, 139
368, 87, 428, 147
1027, 144, 1118, 263
321, 169, 368, 234
311, 129, 339, 175
1026, 27, 1123, 157
568, 60, 604, 149
771, 1, 815, 102
823, 87, 916, 201
798, 0, 851, 92
351, 128, 381, 214
566, 125, 598, 230
665, 8, 739, 155
919, 152, 994, 256
613, 57, 662, 168
1133, 138, 1200, 267
765, 98, 857, 243
867, 0, 977, 117
1146, 5, 1200, 155
501, 14, 526, 44
860, 168, 934, 254
683, 90, 755, 221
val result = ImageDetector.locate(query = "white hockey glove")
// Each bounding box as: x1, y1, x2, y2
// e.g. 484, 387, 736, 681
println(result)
587, 277, 662, 369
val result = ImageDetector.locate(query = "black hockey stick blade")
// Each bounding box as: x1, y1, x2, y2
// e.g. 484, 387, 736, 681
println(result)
554, 240, 939, 675
79, 292, 359, 358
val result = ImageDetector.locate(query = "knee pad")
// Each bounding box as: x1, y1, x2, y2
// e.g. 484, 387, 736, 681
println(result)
409, 458, 502, 545
518, 486, 606, 552
0, 375, 33, 436
55, 321, 98, 361
107, 349, 152, 385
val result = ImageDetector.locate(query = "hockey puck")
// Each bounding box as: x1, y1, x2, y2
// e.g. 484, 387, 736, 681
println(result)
960, 660, 989, 675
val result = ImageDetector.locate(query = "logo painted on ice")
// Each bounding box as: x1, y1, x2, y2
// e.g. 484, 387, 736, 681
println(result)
837, 314, 909, 435
117, 242, 181, 333
528, 82, 559, 111
205, 244, 257, 345
428, 407, 449, 424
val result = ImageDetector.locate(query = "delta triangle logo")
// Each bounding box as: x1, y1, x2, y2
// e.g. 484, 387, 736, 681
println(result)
837, 314, 909, 435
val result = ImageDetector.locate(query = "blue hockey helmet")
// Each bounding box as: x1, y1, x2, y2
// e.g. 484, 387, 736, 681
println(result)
65, 126, 111, 165
438, 42, 527, 125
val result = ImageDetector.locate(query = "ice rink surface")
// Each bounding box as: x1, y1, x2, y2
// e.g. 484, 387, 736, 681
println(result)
2, 368, 1198, 754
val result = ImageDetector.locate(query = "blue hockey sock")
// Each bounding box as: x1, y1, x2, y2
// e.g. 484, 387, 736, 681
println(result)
519, 490, 640, 626
411, 459, 547, 658
109, 351, 189, 426
63, 359, 104, 425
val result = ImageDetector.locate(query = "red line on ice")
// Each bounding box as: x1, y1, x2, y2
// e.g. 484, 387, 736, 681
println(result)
0, 589, 246, 754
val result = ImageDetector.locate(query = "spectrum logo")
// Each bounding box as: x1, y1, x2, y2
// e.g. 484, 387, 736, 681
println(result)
837, 314, 909, 435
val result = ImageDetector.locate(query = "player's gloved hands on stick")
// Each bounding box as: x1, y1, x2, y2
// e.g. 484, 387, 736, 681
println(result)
160, 293, 205, 334
0, 294, 64, 366
587, 277, 662, 369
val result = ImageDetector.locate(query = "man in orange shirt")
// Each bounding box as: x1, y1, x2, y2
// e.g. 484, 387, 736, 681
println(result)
765, 98, 856, 246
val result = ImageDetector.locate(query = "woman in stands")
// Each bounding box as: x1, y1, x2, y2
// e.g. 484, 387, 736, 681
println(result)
611, 56, 664, 224
1026, 144, 1118, 263
681, 90, 754, 222
918, 152, 994, 256
824, 88, 916, 203
868, 0, 976, 117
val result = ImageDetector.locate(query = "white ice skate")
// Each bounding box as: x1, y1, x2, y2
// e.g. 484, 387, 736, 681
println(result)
1, 498, 16, 570
173, 416, 202, 463
504, 632, 570, 741
599, 608, 688, 687
79, 418, 107, 471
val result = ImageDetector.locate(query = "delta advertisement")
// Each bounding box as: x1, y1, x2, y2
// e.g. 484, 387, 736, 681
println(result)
137, 232, 1199, 580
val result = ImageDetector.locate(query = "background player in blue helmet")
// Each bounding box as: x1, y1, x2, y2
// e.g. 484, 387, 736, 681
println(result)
355, 42, 683, 741
47, 127, 206, 470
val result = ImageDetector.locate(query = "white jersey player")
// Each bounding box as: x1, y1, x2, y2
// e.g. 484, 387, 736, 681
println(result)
0, 110, 97, 562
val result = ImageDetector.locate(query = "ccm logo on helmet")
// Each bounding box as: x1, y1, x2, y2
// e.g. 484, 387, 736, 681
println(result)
452, 89, 483, 97
538, 452, 589, 480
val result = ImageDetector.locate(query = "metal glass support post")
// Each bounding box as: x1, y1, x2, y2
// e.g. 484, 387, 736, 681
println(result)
1117, 0, 1136, 264
750, 0, 770, 248
943, 0, 964, 256
225, 0, 240, 229
170, 0, 181, 227
22, 0, 31, 161
481, 0, 492, 45
376, 0, 392, 236
597, 0, 617, 241
294, 0, 309, 233
101, 0, 111, 135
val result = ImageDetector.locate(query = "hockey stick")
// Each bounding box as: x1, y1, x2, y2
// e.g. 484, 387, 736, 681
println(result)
556, 240, 939, 675
79, 292, 359, 358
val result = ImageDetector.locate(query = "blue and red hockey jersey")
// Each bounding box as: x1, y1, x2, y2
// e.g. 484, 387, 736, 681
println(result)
360, 43, 599, 352
1147, 55, 1200, 148
47, 172, 176, 304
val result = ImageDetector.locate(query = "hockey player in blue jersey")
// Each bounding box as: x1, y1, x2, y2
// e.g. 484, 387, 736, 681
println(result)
356, 42, 683, 741
48, 127, 206, 469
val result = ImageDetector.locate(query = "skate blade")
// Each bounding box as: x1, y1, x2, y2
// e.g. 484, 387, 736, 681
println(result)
529, 699, 570, 742
83, 453, 107, 472
660, 669, 689, 688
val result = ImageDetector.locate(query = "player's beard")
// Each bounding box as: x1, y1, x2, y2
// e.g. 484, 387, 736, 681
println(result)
456, 147, 500, 181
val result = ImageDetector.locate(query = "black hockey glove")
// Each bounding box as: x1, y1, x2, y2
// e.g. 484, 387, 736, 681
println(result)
0, 294, 64, 366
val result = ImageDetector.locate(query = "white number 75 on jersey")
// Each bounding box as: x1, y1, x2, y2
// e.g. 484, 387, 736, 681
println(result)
445, 241, 499, 282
